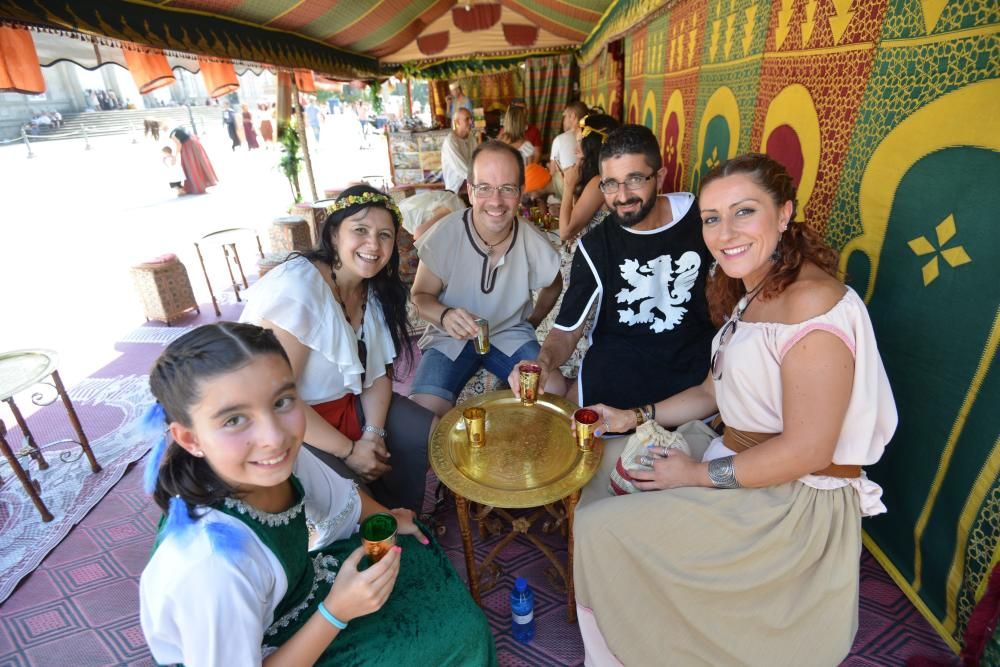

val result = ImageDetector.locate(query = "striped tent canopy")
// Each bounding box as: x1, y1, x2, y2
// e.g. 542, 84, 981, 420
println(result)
0, 0, 614, 78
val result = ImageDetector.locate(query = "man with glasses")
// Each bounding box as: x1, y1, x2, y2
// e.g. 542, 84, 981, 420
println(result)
409, 141, 565, 417
512, 124, 714, 422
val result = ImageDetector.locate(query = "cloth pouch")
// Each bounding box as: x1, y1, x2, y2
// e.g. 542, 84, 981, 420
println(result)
608, 420, 692, 495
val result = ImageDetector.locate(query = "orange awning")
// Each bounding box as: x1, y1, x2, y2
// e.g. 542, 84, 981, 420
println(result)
294, 69, 316, 93
0, 25, 45, 94
121, 46, 176, 94
199, 58, 240, 98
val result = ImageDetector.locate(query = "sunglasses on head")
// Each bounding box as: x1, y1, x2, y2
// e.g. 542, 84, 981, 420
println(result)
578, 115, 609, 142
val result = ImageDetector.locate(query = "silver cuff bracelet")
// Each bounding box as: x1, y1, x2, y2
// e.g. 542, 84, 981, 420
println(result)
708, 455, 741, 489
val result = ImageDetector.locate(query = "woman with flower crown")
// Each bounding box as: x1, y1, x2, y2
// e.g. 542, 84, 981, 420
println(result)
241, 184, 435, 512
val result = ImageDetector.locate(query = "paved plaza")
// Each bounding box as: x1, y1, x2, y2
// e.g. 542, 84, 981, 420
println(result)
0, 114, 390, 393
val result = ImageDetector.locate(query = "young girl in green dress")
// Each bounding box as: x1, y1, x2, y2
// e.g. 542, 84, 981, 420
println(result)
139, 322, 496, 666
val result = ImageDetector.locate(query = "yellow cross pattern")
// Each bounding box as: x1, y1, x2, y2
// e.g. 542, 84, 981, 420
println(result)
665, 136, 676, 161
907, 214, 973, 286
705, 145, 720, 171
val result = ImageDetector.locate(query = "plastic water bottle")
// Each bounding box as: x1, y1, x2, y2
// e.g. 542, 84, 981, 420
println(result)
510, 576, 535, 642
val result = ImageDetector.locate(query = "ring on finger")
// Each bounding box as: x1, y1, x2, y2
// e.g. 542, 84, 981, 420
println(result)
638, 454, 654, 467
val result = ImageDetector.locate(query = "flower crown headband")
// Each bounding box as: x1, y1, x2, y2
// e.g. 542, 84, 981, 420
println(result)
578, 115, 609, 143
328, 191, 401, 221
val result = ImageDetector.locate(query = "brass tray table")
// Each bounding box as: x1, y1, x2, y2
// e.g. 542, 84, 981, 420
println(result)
429, 390, 603, 622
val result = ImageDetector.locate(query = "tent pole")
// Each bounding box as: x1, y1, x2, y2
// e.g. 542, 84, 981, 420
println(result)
293, 82, 318, 202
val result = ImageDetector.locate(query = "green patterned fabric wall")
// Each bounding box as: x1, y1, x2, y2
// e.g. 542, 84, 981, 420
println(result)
580, 0, 999, 653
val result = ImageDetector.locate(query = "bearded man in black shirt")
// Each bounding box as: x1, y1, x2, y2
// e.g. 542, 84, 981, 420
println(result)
511, 124, 715, 421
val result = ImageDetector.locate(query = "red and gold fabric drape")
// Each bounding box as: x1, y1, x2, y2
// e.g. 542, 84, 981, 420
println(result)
524, 54, 576, 158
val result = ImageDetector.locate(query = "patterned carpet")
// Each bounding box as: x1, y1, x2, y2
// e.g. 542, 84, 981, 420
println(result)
0, 308, 959, 666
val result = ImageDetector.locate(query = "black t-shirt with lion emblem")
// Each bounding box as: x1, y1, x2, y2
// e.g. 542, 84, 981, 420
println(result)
554, 193, 715, 409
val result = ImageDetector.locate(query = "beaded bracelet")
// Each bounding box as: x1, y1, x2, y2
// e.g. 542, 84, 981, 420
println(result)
317, 601, 348, 630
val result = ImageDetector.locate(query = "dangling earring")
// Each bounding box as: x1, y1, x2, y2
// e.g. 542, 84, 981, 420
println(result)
770, 238, 783, 262
331, 247, 342, 269
708, 260, 718, 278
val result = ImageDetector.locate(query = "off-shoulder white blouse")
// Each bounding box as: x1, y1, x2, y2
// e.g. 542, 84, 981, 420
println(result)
704, 286, 898, 516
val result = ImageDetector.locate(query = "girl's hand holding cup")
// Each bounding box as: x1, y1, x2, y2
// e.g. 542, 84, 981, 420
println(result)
324, 545, 401, 623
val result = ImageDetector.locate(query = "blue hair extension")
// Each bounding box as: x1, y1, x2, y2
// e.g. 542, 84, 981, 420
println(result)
141, 403, 169, 494
163, 495, 197, 546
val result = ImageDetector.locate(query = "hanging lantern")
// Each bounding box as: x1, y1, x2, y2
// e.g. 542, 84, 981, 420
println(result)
0, 25, 45, 94
122, 45, 176, 94
199, 58, 239, 98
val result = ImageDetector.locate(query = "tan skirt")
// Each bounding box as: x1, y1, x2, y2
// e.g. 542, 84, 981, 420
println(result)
574, 432, 861, 666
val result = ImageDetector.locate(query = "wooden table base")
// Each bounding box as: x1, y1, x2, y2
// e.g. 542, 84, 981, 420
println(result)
0, 369, 101, 522
454, 489, 582, 623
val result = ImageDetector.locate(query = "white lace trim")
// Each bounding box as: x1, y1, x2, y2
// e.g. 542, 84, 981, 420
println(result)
311, 481, 361, 540
223, 496, 305, 527
264, 553, 340, 637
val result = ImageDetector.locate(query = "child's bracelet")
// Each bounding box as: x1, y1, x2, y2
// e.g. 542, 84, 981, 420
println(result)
317, 601, 348, 630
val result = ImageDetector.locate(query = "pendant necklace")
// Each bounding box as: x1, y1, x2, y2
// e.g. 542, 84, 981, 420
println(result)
331, 271, 369, 379
472, 220, 514, 256
331, 272, 367, 340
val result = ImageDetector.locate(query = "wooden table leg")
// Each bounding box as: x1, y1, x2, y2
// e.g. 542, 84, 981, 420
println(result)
52, 370, 101, 473
454, 493, 481, 604
564, 489, 582, 623
4, 397, 47, 469
0, 419, 53, 522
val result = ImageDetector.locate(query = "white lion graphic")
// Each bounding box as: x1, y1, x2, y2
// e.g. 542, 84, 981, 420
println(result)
616, 251, 701, 332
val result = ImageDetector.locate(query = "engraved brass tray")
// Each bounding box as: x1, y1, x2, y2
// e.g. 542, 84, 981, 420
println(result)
429, 390, 604, 508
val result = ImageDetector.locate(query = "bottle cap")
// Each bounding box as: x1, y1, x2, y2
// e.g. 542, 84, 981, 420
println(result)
515, 576, 528, 591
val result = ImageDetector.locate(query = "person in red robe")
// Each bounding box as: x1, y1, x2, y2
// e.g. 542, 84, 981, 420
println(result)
169, 127, 218, 195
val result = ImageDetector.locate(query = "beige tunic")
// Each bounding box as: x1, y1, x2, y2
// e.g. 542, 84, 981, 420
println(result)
573, 286, 897, 666
416, 209, 559, 361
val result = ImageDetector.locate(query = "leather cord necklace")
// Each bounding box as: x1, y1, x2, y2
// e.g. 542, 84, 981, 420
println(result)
471, 220, 514, 256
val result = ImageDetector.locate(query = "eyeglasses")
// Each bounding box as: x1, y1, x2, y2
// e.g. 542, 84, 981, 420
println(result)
710, 316, 737, 381
471, 183, 520, 199
599, 174, 656, 194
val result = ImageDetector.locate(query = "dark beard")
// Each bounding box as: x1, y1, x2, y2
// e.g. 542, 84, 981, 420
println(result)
609, 195, 657, 228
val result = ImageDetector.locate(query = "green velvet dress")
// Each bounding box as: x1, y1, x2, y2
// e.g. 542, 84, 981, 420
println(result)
217, 478, 498, 666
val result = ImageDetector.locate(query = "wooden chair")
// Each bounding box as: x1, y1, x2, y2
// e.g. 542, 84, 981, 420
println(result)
194, 228, 264, 316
